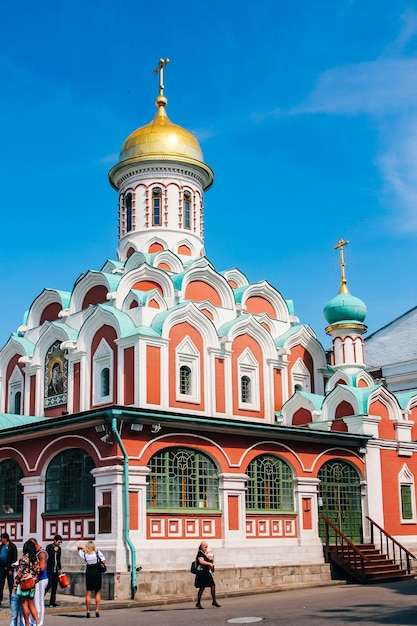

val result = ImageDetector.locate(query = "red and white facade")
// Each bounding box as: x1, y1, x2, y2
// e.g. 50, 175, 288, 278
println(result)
0, 78, 417, 601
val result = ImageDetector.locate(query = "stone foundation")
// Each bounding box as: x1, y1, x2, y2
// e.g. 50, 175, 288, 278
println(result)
59, 563, 333, 603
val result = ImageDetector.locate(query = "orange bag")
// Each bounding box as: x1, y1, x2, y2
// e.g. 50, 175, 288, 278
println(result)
58, 573, 69, 588
20, 575, 35, 591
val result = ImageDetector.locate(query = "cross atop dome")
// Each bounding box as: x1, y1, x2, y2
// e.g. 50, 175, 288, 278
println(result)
334, 238, 349, 294
153, 58, 170, 97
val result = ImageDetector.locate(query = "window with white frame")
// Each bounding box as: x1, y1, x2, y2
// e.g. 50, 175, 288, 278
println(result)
399, 464, 416, 522
93, 339, 113, 405
176, 337, 200, 403
291, 358, 311, 393
183, 190, 192, 229
241, 375, 251, 403
125, 192, 133, 232
8, 366, 24, 415
238, 349, 260, 410
179, 365, 191, 395
152, 187, 162, 226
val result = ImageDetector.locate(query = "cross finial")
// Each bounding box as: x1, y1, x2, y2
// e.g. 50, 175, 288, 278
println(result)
334, 238, 350, 294
153, 58, 170, 96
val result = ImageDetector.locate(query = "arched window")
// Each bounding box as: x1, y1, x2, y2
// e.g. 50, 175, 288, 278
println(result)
184, 191, 191, 229
8, 366, 24, 415
152, 187, 162, 226
0, 460, 23, 517
125, 192, 133, 232
246, 455, 294, 511
241, 375, 251, 403
147, 448, 219, 510
93, 339, 113, 405
14, 391, 22, 414
45, 450, 95, 513
399, 464, 415, 522
179, 365, 191, 395
101, 368, 110, 397
238, 349, 259, 410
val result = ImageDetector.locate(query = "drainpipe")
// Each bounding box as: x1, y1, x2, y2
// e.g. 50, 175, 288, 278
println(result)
108, 409, 138, 600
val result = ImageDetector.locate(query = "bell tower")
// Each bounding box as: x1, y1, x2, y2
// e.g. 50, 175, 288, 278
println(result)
324, 239, 367, 368
108, 59, 214, 262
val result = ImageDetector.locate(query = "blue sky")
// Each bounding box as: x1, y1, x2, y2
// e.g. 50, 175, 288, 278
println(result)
1, 0, 417, 350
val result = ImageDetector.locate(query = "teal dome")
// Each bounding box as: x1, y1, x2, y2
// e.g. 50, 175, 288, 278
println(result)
324, 292, 367, 325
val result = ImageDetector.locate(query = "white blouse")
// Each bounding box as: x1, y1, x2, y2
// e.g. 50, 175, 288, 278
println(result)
78, 549, 105, 565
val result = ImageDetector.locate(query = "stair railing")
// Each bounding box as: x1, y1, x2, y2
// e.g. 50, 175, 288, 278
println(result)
321, 514, 370, 578
366, 516, 416, 574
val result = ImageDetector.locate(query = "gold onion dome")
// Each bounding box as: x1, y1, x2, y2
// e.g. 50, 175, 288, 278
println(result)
109, 90, 213, 191
120, 94, 204, 163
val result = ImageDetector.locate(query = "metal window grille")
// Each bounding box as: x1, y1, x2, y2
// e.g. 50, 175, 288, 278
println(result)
401, 484, 413, 520
241, 375, 251, 403
45, 450, 95, 512
147, 448, 219, 510
179, 365, 191, 395
0, 460, 23, 517
246, 455, 294, 511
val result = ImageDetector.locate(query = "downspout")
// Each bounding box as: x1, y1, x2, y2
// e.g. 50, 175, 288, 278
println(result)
108, 410, 138, 599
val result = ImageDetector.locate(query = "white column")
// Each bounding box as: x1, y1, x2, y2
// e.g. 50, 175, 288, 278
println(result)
294, 477, 322, 543
21, 475, 46, 540
127, 466, 151, 543
219, 473, 248, 546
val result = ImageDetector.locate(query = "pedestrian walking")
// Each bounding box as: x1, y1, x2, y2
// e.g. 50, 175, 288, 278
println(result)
0, 532, 18, 607
194, 541, 220, 609
45, 535, 62, 607
77, 541, 106, 618
28, 539, 47, 626
14, 540, 40, 626
9, 561, 24, 626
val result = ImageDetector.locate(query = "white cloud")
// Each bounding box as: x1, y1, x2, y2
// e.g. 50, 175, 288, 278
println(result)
295, 59, 417, 117
378, 120, 417, 232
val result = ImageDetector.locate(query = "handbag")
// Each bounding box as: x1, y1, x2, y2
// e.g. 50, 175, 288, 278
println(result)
58, 572, 69, 588
16, 583, 34, 597
190, 560, 203, 574
96, 552, 106, 573
20, 574, 35, 591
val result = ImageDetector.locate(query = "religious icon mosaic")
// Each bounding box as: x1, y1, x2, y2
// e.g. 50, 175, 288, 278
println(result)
44, 341, 68, 407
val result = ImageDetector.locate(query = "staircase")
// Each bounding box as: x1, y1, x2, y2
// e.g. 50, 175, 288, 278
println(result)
322, 515, 415, 584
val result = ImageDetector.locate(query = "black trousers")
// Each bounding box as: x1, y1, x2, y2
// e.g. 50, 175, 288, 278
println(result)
0, 567, 12, 604
46, 570, 59, 605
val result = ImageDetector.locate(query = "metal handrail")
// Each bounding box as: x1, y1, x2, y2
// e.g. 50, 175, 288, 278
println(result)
366, 516, 416, 574
321, 514, 370, 578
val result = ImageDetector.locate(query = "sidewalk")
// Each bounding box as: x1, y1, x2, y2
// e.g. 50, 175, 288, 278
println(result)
0, 591, 141, 620
0, 578, 346, 619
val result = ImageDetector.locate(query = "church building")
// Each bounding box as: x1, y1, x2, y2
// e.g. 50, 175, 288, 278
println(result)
1, 61, 417, 601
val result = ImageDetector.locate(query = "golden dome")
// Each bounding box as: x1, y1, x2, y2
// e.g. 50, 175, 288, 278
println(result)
109, 94, 213, 190
120, 95, 204, 163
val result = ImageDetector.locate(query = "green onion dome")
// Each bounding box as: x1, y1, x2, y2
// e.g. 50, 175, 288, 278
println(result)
324, 292, 367, 325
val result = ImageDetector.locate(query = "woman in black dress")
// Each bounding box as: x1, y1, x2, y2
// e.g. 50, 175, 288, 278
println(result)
77, 541, 106, 618
194, 541, 220, 609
